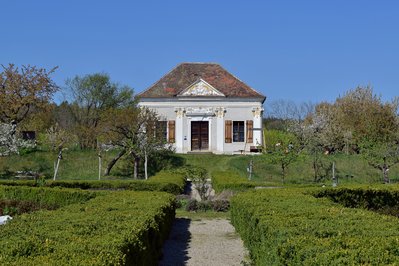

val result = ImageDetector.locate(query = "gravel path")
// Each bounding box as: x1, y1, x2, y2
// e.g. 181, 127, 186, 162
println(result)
159, 218, 248, 266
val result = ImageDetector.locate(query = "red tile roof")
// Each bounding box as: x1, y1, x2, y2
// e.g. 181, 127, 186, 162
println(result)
138, 63, 265, 100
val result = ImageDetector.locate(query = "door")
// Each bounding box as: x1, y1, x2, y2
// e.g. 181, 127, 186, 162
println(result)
191, 121, 209, 151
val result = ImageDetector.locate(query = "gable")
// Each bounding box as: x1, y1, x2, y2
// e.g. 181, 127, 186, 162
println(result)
178, 79, 225, 97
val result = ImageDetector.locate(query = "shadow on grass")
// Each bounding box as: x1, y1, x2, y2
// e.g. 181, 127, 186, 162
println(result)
159, 218, 191, 265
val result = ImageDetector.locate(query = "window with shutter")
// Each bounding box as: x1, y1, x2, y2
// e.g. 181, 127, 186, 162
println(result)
233, 121, 245, 142
225, 120, 232, 143
246, 120, 253, 143
168, 120, 175, 143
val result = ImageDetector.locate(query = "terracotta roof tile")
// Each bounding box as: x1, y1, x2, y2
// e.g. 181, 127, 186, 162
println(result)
138, 63, 265, 100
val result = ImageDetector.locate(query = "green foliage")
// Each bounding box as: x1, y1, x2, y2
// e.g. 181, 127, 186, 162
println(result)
231, 187, 399, 265
313, 186, 399, 216
0, 190, 175, 265
360, 140, 399, 183
0, 169, 186, 195
263, 130, 301, 182
148, 169, 186, 194
0, 186, 96, 208
0, 199, 56, 216
212, 171, 267, 192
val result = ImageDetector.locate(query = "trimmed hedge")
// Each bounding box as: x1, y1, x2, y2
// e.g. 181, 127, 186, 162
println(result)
0, 189, 175, 265
231, 187, 399, 265
0, 186, 96, 208
212, 171, 274, 192
0, 170, 186, 195
313, 186, 399, 216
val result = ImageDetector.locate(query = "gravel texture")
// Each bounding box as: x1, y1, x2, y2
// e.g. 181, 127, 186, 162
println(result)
159, 218, 248, 266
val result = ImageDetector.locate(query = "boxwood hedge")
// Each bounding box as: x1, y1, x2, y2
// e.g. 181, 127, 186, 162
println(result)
0, 186, 97, 209
231, 187, 399, 265
0, 188, 175, 265
212, 171, 275, 192
0, 170, 186, 195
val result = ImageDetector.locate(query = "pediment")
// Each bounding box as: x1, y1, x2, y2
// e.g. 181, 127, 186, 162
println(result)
178, 79, 225, 97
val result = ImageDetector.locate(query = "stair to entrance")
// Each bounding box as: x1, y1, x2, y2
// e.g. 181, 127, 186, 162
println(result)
187, 151, 213, 155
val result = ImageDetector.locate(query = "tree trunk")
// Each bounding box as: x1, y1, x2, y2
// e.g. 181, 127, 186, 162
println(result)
281, 164, 285, 184
104, 149, 126, 176
383, 157, 390, 184
144, 149, 148, 180
383, 165, 390, 183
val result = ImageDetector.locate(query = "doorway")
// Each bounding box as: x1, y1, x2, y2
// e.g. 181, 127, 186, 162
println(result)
191, 121, 209, 151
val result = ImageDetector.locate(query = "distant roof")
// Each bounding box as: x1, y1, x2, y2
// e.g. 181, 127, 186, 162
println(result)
138, 63, 265, 100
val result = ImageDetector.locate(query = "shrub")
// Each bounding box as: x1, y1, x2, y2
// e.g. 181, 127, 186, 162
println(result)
185, 199, 198, 212
231, 187, 399, 265
0, 185, 96, 208
313, 186, 399, 216
212, 171, 264, 192
0, 190, 176, 265
0, 169, 186, 195
175, 194, 190, 209
211, 200, 230, 212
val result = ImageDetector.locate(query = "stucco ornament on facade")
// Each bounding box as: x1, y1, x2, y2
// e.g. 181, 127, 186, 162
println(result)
180, 79, 225, 97
252, 107, 263, 118
215, 107, 226, 118
186, 107, 214, 116
175, 108, 186, 118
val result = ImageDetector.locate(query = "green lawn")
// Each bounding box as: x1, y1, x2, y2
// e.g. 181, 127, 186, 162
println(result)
1, 149, 398, 185
0, 149, 123, 180
180, 153, 399, 185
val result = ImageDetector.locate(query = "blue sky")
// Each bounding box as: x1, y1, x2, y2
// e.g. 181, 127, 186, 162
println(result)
2, 1, 399, 105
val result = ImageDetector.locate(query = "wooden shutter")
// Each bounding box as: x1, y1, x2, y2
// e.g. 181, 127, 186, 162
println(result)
225, 120, 232, 143
168, 120, 175, 143
246, 120, 253, 143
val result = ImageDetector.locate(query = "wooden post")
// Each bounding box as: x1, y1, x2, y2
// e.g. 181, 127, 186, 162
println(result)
98, 150, 102, 180
53, 149, 62, 181
248, 160, 253, 180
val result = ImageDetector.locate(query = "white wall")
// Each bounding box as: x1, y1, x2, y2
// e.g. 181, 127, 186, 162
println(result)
139, 99, 264, 154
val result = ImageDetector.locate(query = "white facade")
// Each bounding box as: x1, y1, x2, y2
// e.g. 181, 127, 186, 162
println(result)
139, 98, 264, 154
138, 63, 265, 154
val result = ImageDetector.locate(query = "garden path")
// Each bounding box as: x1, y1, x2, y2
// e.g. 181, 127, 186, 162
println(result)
159, 218, 248, 266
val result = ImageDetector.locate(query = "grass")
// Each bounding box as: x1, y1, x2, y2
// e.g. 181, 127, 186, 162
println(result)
1, 148, 398, 185
180, 153, 399, 185
0, 148, 132, 180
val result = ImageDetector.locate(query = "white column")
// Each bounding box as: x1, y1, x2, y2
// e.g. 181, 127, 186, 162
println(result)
175, 108, 185, 153
216, 107, 225, 154
253, 107, 263, 146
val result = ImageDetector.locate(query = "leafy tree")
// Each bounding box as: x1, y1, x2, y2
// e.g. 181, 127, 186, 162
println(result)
311, 87, 399, 152
263, 130, 300, 183
360, 140, 399, 183
44, 124, 76, 180
66, 73, 134, 149
100, 106, 169, 178
0, 64, 58, 125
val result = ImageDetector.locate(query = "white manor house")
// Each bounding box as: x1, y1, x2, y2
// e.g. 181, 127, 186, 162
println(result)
138, 63, 266, 154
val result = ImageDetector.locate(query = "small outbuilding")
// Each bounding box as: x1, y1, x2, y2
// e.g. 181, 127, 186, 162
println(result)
138, 63, 266, 154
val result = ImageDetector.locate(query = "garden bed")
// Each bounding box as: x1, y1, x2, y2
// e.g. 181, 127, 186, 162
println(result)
0, 170, 186, 195
0, 187, 176, 265
231, 187, 399, 265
